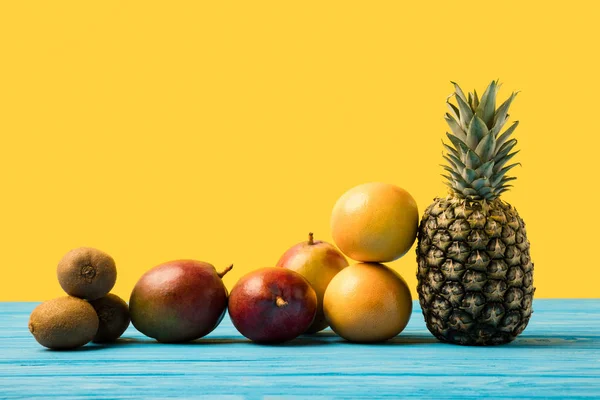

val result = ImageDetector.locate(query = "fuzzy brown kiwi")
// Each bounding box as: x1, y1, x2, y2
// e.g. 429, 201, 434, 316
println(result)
89, 293, 130, 343
28, 296, 99, 350
57, 247, 117, 300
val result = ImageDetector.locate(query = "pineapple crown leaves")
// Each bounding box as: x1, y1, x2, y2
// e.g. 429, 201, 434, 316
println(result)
443, 80, 521, 201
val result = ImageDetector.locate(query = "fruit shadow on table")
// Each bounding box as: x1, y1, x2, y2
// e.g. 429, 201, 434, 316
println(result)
78, 332, 440, 347
38, 332, 593, 351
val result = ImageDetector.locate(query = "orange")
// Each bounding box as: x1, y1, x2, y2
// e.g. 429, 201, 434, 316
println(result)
323, 262, 412, 342
330, 182, 418, 263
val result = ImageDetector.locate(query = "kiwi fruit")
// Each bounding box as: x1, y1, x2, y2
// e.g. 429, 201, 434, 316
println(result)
28, 296, 99, 350
89, 293, 130, 343
57, 247, 117, 300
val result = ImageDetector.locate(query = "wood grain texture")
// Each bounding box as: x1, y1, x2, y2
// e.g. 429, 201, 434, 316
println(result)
1, 300, 599, 399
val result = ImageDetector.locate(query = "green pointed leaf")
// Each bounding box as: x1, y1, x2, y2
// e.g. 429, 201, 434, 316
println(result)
490, 171, 517, 187
468, 92, 474, 110
454, 179, 468, 191
491, 173, 505, 187
443, 166, 463, 181
494, 139, 517, 162
491, 117, 508, 138
476, 80, 497, 128
499, 176, 517, 185
447, 102, 461, 122
443, 177, 458, 191
496, 121, 519, 147
474, 133, 496, 162
492, 92, 518, 136
476, 160, 495, 178
443, 155, 457, 169
493, 150, 519, 173
443, 143, 460, 158
461, 168, 478, 184
491, 164, 520, 186
466, 115, 489, 148
495, 186, 513, 196
499, 163, 521, 175
446, 153, 466, 170
451, 81, 468, 104
465, 149, 482, 169
444, 114, 468, 142
477, 186, 493, 196
462, 188, 479, 196
471, 177, 490, 190
472, 89, 479, 110
446, 132, 469, 154
455, 95, 474, 128
450, 172, 463, 182
442, 164, 460, 176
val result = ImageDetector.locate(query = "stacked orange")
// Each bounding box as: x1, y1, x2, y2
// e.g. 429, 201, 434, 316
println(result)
325, 182, 418, 342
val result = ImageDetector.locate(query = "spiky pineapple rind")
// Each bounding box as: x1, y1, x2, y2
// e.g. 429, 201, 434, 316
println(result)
416, 196, 534, 346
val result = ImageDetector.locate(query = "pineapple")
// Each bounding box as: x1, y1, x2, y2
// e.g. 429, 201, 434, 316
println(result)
416, 80, 534, 345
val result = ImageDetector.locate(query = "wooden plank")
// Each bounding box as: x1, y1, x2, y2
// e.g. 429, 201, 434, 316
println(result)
0, 300, 599, 399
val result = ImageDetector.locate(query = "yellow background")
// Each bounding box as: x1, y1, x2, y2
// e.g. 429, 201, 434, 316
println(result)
1, 1, 598, 301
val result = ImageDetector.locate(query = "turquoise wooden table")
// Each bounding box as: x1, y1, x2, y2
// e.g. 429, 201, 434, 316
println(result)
1, 300, 599, 399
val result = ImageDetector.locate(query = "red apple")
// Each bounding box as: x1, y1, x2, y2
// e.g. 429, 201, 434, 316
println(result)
228, 267, 317, 343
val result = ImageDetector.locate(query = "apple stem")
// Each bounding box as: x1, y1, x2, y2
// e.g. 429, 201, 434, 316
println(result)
308, 232, 314, 245
275, 296, 288, 308
217, 264, 234, 278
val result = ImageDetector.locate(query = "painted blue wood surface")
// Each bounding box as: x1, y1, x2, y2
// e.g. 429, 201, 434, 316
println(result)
0, 300, 599, 399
